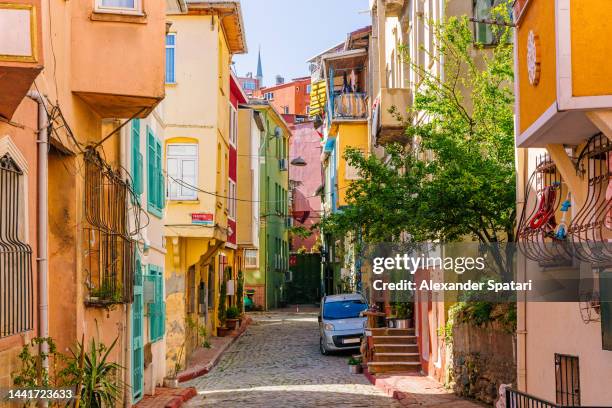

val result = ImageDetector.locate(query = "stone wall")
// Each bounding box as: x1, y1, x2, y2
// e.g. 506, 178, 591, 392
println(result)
451, 321, 516, 405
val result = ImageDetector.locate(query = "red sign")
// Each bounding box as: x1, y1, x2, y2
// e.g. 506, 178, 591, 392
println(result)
192, 213, 213, 225
289, 254, 297, 267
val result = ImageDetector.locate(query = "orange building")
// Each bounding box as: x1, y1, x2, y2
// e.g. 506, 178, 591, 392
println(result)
253, 77, 312, 116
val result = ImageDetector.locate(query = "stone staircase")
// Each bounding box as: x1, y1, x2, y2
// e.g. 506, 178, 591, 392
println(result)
367, 327, 421, 374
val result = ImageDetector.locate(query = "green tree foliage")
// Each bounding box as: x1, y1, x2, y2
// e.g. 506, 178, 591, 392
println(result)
323, 8, 515, 249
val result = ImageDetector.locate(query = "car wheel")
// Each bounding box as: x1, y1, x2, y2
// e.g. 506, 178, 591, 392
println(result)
320, 336, 329, 355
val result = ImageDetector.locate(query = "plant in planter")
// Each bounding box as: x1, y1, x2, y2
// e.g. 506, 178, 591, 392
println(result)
225, 306, 240, 330
348, 356, 363, 374
394, 302, 413, 329
163, 344, 184, 388
236, 270, 244, 316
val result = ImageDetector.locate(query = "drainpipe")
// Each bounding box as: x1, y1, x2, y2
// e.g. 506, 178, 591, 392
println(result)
27, 90, 49, 395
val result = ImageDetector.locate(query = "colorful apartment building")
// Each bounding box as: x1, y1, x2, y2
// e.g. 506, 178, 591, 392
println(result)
163, 0, 247, 369
237, 49, 264, 97
253, 77, 312, 116
241, 101, 291, 310
512, 0, 612, 406
0, 0, 185, 404
309, 26, 371, 296
0, 0, 43, 387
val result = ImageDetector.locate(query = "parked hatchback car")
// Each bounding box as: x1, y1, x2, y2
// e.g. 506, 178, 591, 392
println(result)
319, 294, 368, 355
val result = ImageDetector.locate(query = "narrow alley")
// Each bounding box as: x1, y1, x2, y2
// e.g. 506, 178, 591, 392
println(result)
185, 312, 400, 408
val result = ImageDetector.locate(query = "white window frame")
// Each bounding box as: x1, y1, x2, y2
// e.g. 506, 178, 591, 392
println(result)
229, 104, 237, 147
264, 92, 274, 101
244, 249, 258, 268
166, 143, 198, 201
94, 0, 143, 15
227, 180, 236, 220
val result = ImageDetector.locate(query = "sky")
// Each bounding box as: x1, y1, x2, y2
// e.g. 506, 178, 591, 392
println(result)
233, 0, 371, 87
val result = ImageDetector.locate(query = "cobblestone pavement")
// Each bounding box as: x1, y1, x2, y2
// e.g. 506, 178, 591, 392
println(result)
185, 312, 401, 408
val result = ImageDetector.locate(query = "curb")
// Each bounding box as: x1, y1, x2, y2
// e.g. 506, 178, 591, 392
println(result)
163, 387, 198, 408
363, 368, 412, 406
177, 317, 252, 383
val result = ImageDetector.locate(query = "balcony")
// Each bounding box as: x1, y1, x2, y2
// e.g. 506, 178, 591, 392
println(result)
322, 48, 368, 124
515, 0, 612, 147
70, 0, 168, 118
0, 0, 43, 120
375, 88, 412, 145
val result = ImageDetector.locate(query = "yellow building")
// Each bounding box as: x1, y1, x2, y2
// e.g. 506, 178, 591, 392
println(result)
163, 1, 247, 370
513, 0, 612, 405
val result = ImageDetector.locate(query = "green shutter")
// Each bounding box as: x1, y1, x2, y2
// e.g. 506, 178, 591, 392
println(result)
147, 128, 162, 218
131, 120, 143, 197
148, 265, 165, 342
156, 139, 164, 210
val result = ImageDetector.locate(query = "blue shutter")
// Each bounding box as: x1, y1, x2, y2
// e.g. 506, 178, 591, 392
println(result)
148, 266, 165, 342
166, 34, 175, 84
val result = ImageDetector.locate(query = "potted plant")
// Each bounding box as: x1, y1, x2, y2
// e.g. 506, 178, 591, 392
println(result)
236, 270, 245, 324
348, 356, 363, 374
225, 306, 240, 330
164, 344, 184, 388
395, 302, 413, 329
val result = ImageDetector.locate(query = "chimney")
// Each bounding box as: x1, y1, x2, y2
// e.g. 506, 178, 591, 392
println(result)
275, 75, 284, 85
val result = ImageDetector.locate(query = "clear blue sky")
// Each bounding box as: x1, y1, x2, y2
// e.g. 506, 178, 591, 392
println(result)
233, 0, 371, 87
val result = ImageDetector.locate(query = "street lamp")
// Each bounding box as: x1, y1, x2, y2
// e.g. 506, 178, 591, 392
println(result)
291, 156, 307, 167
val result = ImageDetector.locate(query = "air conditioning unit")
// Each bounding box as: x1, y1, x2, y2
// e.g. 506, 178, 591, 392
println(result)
279, 158, 288, 171
284, 270, 293, 282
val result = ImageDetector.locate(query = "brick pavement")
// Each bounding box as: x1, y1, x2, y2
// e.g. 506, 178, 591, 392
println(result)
135, 387, 197, 408
185, 312, 401, 407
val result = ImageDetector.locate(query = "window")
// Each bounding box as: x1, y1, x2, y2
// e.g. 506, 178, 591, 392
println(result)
306, 84, 312, 94
167, 144, 197, 201
264, 92, 274, 100
147, 265, 165, 342
229, 105, 237, 147
555, 354, 580, 406
131, 119, 143, 198
0, 153, 33, 338
147, 128, 165, 217
166, 34, 176, 84
243, 81, 256, 91
96, 0, 141, 13
473, 0, 504, 45
244, 249, 258, 268
228, 180, 236, 220
283, 106, 289, 115
306, 106, 311, 115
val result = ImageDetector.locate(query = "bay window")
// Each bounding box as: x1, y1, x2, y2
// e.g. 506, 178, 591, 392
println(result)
167, 144, 198, 201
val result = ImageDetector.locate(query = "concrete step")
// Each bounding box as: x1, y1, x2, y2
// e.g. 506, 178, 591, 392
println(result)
370, 328, 415, 336
367, 361, 421, 374
371, 335, 417, 345
373, 352, 420, 363
374, 344, 419, 353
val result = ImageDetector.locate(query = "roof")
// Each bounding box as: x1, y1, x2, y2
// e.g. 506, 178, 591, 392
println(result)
324, 293, 365, 303
243, 100, 292, 137
257, 77, 311, 93
306, 25, 371, 63
184, 1, 247, 54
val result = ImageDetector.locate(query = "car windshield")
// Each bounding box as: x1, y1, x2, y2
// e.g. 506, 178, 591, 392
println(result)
323, 300, 367, 320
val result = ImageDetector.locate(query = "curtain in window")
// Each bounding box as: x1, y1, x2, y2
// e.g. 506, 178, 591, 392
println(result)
101, 0, 135, 8
474, 0, 494, 44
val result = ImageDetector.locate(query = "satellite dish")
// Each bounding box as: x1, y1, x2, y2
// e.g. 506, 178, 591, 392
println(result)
274, 126, 282, 138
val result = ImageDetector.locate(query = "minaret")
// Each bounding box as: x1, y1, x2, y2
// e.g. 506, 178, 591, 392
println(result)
256, 46, 263, 89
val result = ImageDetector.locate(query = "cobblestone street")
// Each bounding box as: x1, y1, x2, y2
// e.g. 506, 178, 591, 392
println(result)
185, 312, 401, 407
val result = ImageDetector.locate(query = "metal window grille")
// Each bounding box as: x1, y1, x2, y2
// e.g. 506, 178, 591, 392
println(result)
517, 153, 573, 267
555, 354, 580, 407
0, 153, 33, 338
83, 149, 134, 306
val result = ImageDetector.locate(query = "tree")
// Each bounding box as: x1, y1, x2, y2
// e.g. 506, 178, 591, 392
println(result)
322, 6, 515, 275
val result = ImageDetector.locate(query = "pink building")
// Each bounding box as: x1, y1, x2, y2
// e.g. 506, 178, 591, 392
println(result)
285, 115, 322, 252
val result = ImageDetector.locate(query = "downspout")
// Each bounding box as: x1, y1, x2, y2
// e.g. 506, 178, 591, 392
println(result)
27, 91, 49, 395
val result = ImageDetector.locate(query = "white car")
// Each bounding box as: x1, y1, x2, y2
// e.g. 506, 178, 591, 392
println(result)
318, 293, 368, 355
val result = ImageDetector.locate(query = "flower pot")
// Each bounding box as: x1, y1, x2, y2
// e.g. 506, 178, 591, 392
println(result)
395, 319, 410, 329
163, 377, 179, 388
217, 326, 232, 337
226, 318, 239, 330
349, 364, 363, 374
